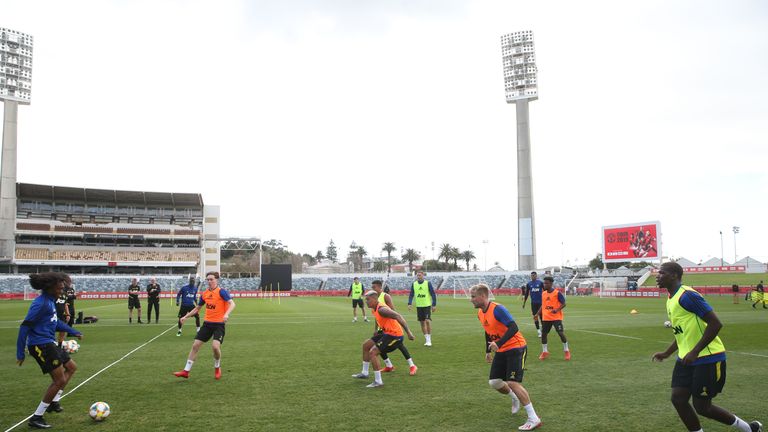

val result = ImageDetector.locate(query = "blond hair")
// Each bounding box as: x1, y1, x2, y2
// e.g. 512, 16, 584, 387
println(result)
470, 283, 490, 297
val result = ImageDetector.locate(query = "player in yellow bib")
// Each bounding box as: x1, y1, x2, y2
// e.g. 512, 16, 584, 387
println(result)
652, 262, 762, 432
347, 277, 369, 322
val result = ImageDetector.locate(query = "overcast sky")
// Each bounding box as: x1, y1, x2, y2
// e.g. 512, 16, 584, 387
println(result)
2, 0, 767, 269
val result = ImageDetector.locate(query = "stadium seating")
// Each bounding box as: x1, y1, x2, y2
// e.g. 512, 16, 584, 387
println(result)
15, 248, 199, 262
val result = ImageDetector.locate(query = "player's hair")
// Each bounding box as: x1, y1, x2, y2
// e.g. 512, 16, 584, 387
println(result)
364, 290, 378, 298
661, 262, 684, 280
531, 271, 537, 275
470, 283, 490, 297
353, 277, 359, 280
543, 276, 554, 282
417, 270, 424, 275
371, 280, 382, 287
206, 271, 220, 279
29, 272, 65, 291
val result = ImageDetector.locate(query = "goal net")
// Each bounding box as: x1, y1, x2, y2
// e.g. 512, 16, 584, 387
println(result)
452, 277, 495, 300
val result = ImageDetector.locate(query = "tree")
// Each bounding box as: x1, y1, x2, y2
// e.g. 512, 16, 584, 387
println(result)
326, 239, 338, 263
401, 248, 421, 274
315, 250, 324, 262
438, 243, 453, 265
382, 242, 396, 273
461, 250, 476, 271
450, 247, 461, 270
588, 254, 603, 270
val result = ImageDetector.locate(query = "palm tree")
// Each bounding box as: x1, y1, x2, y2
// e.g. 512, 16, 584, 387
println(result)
461, 250, 476, 271
439, 243, 453, 265
382, 242, 396, 274
355, 246, 367, 272
401, 248, 421, 274
450, 247, 461, 270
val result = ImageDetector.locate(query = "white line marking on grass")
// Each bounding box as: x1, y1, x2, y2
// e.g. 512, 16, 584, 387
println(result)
571, 329, 644, 340
3, 325, 176, 432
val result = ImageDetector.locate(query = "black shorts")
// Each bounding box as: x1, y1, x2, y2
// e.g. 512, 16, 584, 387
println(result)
352, 298, 364, 308
530, 302, 542, 316
489, 346, 527, 383
28, 343, 71, 375
195, 322, 225, 344
671, 360, 726, 399
416, 306, 432, 321
128, 296, 141, 309
178, 305, 199, 318
541, 320, 564, 334
374, 333, 404, 354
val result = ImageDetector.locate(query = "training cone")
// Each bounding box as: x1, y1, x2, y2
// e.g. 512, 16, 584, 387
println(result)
630, 309, 639, 314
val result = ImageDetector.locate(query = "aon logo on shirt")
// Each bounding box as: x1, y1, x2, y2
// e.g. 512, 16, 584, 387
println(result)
206, 304, 216, 310
417, 293, 426, 298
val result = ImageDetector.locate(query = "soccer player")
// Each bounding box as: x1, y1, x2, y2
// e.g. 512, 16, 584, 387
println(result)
347, 277, 368, 322
370, 280, 415, 374
352, 291, 416, 388
652, 262, 762, 432
470, 284, 541, 431
521, 271, 544, 338
751, 281, 766, 309
176, 276, 201, 336
128, 277, 143, 324
407, 271, 436, 346
64, 278, 76, 327
535, 276, 570, 361
146, 277, 161, 323
16, 273, 83, 429
174, 271, 236, 380
54, 288, 70, 348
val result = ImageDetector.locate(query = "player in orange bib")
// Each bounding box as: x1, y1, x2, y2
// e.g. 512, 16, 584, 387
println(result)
352, 291, 415, 388
174, 271, 236, 380
471, 284, 541, 431
535, 276, 570, 361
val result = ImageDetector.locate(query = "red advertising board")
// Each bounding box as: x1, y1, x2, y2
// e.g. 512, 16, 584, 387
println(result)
602, 221, 660, 262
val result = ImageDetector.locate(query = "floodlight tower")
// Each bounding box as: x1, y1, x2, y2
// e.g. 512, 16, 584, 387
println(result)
501, 30, 538, 270
0, 28, 33, 261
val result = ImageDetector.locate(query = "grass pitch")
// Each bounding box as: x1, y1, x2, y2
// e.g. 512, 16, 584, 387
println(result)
641, 272, 768, 287
1, 295, 766, 431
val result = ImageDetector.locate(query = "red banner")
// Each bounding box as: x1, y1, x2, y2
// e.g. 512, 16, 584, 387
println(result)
602, 221, 660, 262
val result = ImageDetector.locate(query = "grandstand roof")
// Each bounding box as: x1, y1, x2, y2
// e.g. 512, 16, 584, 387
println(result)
17, 183, 203, 207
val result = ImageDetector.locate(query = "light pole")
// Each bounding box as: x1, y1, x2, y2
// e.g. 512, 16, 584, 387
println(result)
719, 231, 724, 266
732, 226, 739, 263
482, 239, 489, 271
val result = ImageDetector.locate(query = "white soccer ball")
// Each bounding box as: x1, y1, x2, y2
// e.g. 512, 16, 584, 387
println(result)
89, 402, 110, 421
664, 320, 672, 328
64, 340, 80, 353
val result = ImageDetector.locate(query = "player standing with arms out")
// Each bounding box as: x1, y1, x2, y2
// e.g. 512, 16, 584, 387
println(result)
127, 278, 143, 324
470, 284, 541, 431
352, 291, 415, 388
652, 262, 762, 432
146, 277, 161, 323
370, 280, 416, 374
16, 273, 83, 429
521, 272, 544, 338
535, 276, 570, 361
347, 277, 368, 322
174, 271, 236, 380
408, 271, 436, 346
176, 276, 201, 336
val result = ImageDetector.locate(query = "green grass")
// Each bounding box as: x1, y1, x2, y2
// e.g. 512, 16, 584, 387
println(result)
642, 272, 768, 287
1, 295, 766, 431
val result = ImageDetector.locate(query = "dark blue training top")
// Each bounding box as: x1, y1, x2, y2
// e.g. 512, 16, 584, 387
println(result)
16, 292, 80, 360
492, 303, 516, 325
526, 279, 544, 303
176, 284, 199, 307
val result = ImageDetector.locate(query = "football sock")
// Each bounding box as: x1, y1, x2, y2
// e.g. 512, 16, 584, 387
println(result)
425, 334, 431, 343
523, 403, 539, 421
129, 317, 132, 323
534, 321, 540, 329
34, 402, 50, 416
384, 358, 393, 368
374, 370, 382, 384
214, 359, 221, 368
184, 360, 194, 372
196, 327, 200, 332
563, 342, 569, 351
361, 361, 370, 375
178, 320, 182, 330
407, 358, 415, 367
52, 390, 63, 403
542, 344, 548, 353
732, 416, 751, 432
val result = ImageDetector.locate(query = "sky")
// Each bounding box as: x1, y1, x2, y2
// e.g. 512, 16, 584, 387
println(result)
2, 0, 767, 270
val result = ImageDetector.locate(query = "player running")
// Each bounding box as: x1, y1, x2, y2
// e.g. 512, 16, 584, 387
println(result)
652, 262, 762, 432
407, 271, 436, 346
370, 280, 416, 374
347, 277, 368, 322
176, 276, 201, 336
174, 271, 236, 380
352, 291, 416, 388
535, 276, 570, 361
128, 278, 143, 324
521, 272, 543, 338
471, 284, 541, 431
16, 273, 83, 429
751, 281, 766, 309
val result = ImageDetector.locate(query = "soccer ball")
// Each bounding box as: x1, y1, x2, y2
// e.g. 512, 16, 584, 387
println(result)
64, 340, 80, 353
89, 402, 110, 421
664, 320, 672, 328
